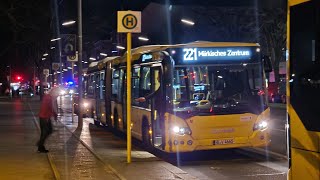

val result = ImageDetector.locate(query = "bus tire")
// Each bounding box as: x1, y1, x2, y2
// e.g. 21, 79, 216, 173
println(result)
142, 120, 152, 150
94, 119, 100, 127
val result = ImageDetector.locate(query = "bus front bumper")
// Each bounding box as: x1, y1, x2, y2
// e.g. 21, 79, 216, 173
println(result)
166, 129, 270, 153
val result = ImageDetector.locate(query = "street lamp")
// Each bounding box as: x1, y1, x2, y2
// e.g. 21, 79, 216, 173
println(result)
50, 38, 61, 42
100, 53, 108, 57
138, 36, 149, 41
116, 45, 125, 50
181, 19, 195, 26
62, 20, 76, 26
89, 57, 96, 61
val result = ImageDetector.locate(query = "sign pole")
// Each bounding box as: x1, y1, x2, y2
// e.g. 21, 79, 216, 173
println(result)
118, 10, 140, 164
77, 0, 83, 128
127, 32, 132, 163
71, 62, 74, 123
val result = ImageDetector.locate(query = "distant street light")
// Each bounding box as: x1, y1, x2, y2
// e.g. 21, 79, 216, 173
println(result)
181, 19, 195, 26
138, 37, 149, 41
42, 58, 46, 60
89, 57, 96, 61
50, 38, 61, 42
51, 47, 55, 49
112, 50, 118, 53
116, 45, 125, 50
62, 20, 76, 26
100, 53, 108, 57
43, 53, 49, 56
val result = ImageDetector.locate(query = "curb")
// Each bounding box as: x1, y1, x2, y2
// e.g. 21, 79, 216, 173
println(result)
57, 120, 126, 180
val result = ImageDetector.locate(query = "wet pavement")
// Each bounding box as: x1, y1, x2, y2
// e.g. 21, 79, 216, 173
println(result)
0, 96, 197, 180
0, 96, 288, 180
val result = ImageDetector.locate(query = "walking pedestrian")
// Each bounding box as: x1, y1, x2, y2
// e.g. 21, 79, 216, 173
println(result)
37, 86, 61, 153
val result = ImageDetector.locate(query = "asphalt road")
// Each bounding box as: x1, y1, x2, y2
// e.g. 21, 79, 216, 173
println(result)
268, 105, 287, 156
59, 96, 289, 180
173, 105, 288, 180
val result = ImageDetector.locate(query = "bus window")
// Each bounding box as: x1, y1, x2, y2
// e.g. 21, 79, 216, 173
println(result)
100, 72, 105, 100
140, 67, 151, 108
112, 70, 120, 101
173, 68, 188, 101
132, 67, 140, 106
95, 73, 100, 98
119, 69, 125, 103
173, 65, 266, 114
88, 74, 95, 98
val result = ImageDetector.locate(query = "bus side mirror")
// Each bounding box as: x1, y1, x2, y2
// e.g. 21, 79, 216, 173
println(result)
263, 56, 273, 73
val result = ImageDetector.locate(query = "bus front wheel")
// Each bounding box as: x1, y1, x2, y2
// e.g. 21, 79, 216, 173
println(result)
142, 121, 152, 150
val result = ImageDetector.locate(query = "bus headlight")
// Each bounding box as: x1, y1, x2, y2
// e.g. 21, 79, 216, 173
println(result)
172, 126, 192, 135
83, 102, 89, 108
60, 90, 66, 95
253, 121, 268, 131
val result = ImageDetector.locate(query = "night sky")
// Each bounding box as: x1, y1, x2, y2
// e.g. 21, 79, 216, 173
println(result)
0, 0, 285, 82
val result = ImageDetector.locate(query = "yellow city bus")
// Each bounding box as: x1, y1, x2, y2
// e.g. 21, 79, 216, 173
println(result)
88, 41, 272, 153
82, 57, 119, 125
287, 0, 320, 179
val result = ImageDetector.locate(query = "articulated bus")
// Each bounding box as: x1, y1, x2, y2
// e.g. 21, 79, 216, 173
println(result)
85, 41, 272, 153
287, 0, 320, 179
82, 57, 119, 124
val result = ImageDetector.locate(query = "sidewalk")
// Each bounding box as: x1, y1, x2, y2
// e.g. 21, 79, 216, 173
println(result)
28, 96, 197, 180
0, 96, 55, 180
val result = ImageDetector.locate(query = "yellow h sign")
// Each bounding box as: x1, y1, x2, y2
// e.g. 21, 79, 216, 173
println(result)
117, 11, 141, 33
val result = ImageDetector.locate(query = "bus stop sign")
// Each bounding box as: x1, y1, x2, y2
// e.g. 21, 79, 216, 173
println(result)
117, 11, 141, 33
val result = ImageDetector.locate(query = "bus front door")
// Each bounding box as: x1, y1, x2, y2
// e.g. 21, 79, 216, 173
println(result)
150, 67, 163, 148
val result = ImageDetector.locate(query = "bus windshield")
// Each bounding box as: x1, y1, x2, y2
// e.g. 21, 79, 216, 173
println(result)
171, 64, 267, 115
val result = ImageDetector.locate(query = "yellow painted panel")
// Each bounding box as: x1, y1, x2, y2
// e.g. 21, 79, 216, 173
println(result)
289, 0, 310, 6
291, 148, 320, 180
289, 104, 319, 152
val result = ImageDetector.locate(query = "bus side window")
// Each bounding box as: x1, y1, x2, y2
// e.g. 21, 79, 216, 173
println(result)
140, 67, 151, 108
112, 70, 120, 101
88, 74, 95, 98
132, 67, 140, 106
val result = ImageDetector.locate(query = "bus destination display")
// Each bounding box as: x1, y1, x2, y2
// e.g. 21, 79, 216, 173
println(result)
182, 47, 252, 61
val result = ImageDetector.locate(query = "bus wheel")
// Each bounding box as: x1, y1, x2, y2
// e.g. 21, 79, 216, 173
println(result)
142, 122, 152, 149
94, 119, 100, 127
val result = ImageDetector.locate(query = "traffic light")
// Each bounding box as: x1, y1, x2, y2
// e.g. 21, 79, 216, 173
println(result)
15, 76, 23, 81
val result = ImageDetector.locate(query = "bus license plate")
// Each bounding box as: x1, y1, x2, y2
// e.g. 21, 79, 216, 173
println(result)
213, 139, 234, 145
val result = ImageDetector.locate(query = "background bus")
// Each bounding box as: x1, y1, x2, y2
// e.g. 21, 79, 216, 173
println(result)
287, 0, 320, 179
87, 41, 272, 153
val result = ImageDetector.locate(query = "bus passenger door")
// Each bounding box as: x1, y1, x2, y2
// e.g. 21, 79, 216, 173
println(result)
150, 67, 163, 148
94, 73, 100, 120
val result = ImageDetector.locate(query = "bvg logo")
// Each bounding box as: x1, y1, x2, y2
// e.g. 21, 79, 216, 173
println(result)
122, 14, 137, 29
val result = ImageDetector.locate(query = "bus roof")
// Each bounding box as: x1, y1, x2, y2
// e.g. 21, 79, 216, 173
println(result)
89, 41, 260, 69
119, 41, 259, 64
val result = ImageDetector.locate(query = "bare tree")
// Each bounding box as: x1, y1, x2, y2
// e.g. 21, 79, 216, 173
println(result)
190, 6, 286, 88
